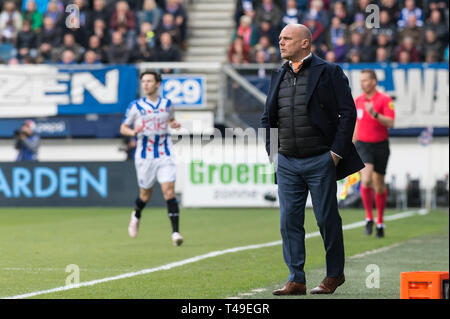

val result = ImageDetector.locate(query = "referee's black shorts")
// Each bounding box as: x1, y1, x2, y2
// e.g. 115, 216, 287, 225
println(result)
355, 140, 390, 175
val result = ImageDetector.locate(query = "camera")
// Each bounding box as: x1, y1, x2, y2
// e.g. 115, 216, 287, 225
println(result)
14, 129, 27, 150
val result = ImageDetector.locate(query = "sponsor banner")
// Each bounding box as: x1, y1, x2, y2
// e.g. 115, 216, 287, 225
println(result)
181, 158, 344, 208
182, 160, 279, 207
0, 65, 138, 118
342, 63, 449, 128
0, 115, 125, 138
0, 162, 165, 207
160, 75, 206, 108
0, 118, 69, 138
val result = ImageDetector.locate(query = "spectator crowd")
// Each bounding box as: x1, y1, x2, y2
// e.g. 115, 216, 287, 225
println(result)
229, 0, 449, 64
1, 0, 448, 66
0, 0, 188, 65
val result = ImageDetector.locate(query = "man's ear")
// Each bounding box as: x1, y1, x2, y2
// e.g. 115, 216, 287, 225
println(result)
301, 39, 309, 49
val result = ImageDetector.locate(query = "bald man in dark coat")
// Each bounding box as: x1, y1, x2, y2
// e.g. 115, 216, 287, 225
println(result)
261, 24, 364, 295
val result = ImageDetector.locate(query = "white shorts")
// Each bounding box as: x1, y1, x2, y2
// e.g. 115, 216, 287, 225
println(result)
135, 156, 177, 189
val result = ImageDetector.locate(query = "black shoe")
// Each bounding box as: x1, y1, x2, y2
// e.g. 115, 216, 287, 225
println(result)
376, 226, 385, 238
365, 220, 374, 235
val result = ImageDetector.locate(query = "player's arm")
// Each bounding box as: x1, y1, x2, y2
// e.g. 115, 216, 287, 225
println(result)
168, 119, 181, 129
121, 102, 143, 137
120, 123, 143, 137
167, 102, 180, 129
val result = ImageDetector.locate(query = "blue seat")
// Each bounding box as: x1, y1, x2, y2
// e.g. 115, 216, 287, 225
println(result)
0, 43, 16, 62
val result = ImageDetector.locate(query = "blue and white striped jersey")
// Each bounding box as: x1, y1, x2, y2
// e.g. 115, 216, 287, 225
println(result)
122, 97, 175, 160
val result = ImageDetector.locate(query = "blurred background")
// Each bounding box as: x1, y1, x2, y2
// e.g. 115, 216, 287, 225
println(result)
0, 0, 448, 210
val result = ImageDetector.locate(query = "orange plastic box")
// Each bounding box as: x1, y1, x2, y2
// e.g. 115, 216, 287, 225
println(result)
400, 271, 449, 299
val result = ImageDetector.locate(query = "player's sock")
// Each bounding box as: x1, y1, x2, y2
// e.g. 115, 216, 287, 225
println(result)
167, 198, 180, 233
134, 197, 146, 219
360, 186, 374, 221
375, 189, 388, 226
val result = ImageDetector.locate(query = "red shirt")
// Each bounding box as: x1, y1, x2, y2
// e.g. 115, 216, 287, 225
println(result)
355, 90, 395, 143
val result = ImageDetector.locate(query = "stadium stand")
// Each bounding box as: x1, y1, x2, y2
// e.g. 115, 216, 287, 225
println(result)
0, 0, 448, 65
0, 0, 187, 64
230, 0, 449, 64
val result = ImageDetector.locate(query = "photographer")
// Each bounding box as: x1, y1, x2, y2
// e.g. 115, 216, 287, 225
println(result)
15, 120, 40, 161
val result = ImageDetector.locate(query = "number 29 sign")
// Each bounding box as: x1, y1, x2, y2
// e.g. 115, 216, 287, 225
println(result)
161, 75, 206, 108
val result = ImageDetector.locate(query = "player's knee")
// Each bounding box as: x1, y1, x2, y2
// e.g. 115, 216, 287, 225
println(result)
374, 185, 386, 194
139, 190, 152, 202
361, 180, 372, 188
163, 189, 175, 200
373, 179, 386, 193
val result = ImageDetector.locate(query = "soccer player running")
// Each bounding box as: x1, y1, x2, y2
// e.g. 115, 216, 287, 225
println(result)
120, 70, 184, 246
354, 69, 395, 238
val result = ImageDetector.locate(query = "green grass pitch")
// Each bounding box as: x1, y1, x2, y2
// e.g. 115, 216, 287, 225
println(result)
0, 207, 448, 299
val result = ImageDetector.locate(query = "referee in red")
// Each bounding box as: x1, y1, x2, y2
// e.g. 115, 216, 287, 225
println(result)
353, 69, 395, 238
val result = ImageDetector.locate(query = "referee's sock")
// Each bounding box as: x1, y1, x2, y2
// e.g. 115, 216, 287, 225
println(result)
134, 197, 147, 219
167, 198, 180, 233
360, 186, 374, 221
375, 189, 388, 226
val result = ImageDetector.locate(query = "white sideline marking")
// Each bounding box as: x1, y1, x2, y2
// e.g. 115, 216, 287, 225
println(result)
349, 242, 402, 259
251, 288, 267, 293
226, 242, 402, 300
237, 293, 254, 296
225, 208, 428, 299
2, 209, 428, 299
